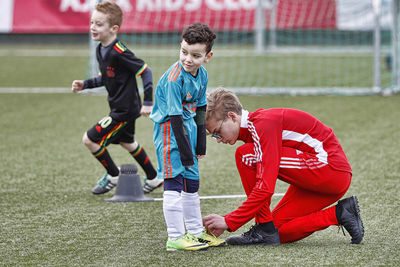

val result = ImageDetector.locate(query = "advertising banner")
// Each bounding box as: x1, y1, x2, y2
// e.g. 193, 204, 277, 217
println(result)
1, 0, 392, 33
10, 0, 336, 33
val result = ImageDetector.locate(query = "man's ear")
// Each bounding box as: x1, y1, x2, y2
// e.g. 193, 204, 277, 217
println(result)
227, 111, 239, 122
204, 51, 213, 63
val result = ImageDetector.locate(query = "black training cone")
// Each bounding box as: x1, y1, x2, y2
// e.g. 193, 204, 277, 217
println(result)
105, 164, 153, 202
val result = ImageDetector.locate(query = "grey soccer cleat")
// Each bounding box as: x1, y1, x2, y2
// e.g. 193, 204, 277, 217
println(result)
143, 177, 164, 193
92, 173, 119, 194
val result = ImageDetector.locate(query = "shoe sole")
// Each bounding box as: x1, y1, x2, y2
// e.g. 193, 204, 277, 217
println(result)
92, 184, 116, 195
209, 242, 227, 247
227, 241, 280, 246
92, 190, 112, 195
92, 188, 111, 195
166, 246, 209, 251
226, 235, 280, 246
350, 196, 364, 244
226, 237, 280, 246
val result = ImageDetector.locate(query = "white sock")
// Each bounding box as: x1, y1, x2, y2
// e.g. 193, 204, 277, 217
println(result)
163, 190, 185, 240
182, 191, 203, 237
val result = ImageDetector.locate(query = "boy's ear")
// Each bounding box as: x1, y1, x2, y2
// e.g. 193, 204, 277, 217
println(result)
204, 51, 213, 63
111, 25, 120, 33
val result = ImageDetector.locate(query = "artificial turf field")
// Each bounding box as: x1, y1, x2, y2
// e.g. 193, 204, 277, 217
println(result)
0, 45, 399, 266
1, 93, 399, 266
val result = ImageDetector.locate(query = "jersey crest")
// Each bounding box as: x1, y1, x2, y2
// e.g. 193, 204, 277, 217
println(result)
106, 66, 115, 78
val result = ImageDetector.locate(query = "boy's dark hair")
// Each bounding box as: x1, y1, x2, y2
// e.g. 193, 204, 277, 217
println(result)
96, 1, 123, 28
181, 23, 217, 54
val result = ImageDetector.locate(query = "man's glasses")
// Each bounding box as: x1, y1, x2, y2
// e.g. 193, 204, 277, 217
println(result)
211, 118, 225, 139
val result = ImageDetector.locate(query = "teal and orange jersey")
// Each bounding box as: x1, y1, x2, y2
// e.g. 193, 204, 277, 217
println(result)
150, 61, 208, 180
150, 61, 208, 124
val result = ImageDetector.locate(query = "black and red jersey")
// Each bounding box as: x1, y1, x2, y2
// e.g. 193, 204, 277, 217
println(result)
86, 39, 151, 121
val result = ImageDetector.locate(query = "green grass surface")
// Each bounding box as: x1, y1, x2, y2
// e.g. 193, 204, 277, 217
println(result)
0, 45, 393, 89
1, 93, 399, 266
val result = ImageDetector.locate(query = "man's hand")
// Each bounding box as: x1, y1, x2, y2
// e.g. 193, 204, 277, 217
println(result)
203, 214, 228, 237
140, 105, 153, 117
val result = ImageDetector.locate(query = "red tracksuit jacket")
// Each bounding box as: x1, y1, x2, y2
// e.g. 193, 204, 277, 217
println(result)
224, 108, 352, 231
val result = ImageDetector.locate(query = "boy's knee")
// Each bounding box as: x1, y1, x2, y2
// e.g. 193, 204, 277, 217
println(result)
120, 141, 138, 151
132, 140, 138, 148
82, 132, 93, 147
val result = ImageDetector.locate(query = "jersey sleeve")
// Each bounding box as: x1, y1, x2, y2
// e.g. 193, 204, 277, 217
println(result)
117, 47, 154, 105
117, 49, 146, 75
170, 115, 194, 166
165, 66, 193, 165
193, 70, 207, 155
197, 67, 208, 107
138, 65, 153, 105
194, 105, 206, 155
84, 74, 103, 89
224, 112, 282, 231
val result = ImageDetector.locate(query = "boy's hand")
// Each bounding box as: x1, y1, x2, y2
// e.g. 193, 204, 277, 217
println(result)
71, 80, 84, 93
196, 155, 205, 159
140, 105, 153, 117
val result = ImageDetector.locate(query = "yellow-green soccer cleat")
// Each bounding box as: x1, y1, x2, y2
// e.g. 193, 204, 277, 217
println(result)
166, 233, 209, 251
197, 229, 227, 247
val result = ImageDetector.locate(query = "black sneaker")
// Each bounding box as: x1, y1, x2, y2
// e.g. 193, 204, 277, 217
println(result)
336, 196, 364, 244
226, 224, 281, 246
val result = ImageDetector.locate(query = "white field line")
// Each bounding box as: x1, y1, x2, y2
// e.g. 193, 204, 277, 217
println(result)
152, 193, 284, 201
0, 87, 378, 96
0, 87, 107, 94
0, 49, 89, 57
0, 47, 378, 57
0, 87, 71, 93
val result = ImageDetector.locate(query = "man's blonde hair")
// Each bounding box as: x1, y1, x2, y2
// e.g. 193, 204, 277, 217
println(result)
206, 87, 242, 122
96, 1, 123, 28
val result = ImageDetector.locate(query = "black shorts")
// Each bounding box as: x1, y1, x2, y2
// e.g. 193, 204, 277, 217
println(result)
87, 115, 136, 146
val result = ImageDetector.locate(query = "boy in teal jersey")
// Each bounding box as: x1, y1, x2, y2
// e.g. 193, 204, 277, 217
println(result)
150, 23, 225, 251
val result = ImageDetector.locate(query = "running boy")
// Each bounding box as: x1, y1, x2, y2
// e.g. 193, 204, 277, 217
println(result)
150, 23, 225, 251
203, 87, 364, 245
71, 2, 162, 195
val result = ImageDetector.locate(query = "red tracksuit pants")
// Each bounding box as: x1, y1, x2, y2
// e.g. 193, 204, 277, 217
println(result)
235, 144, 352, 243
